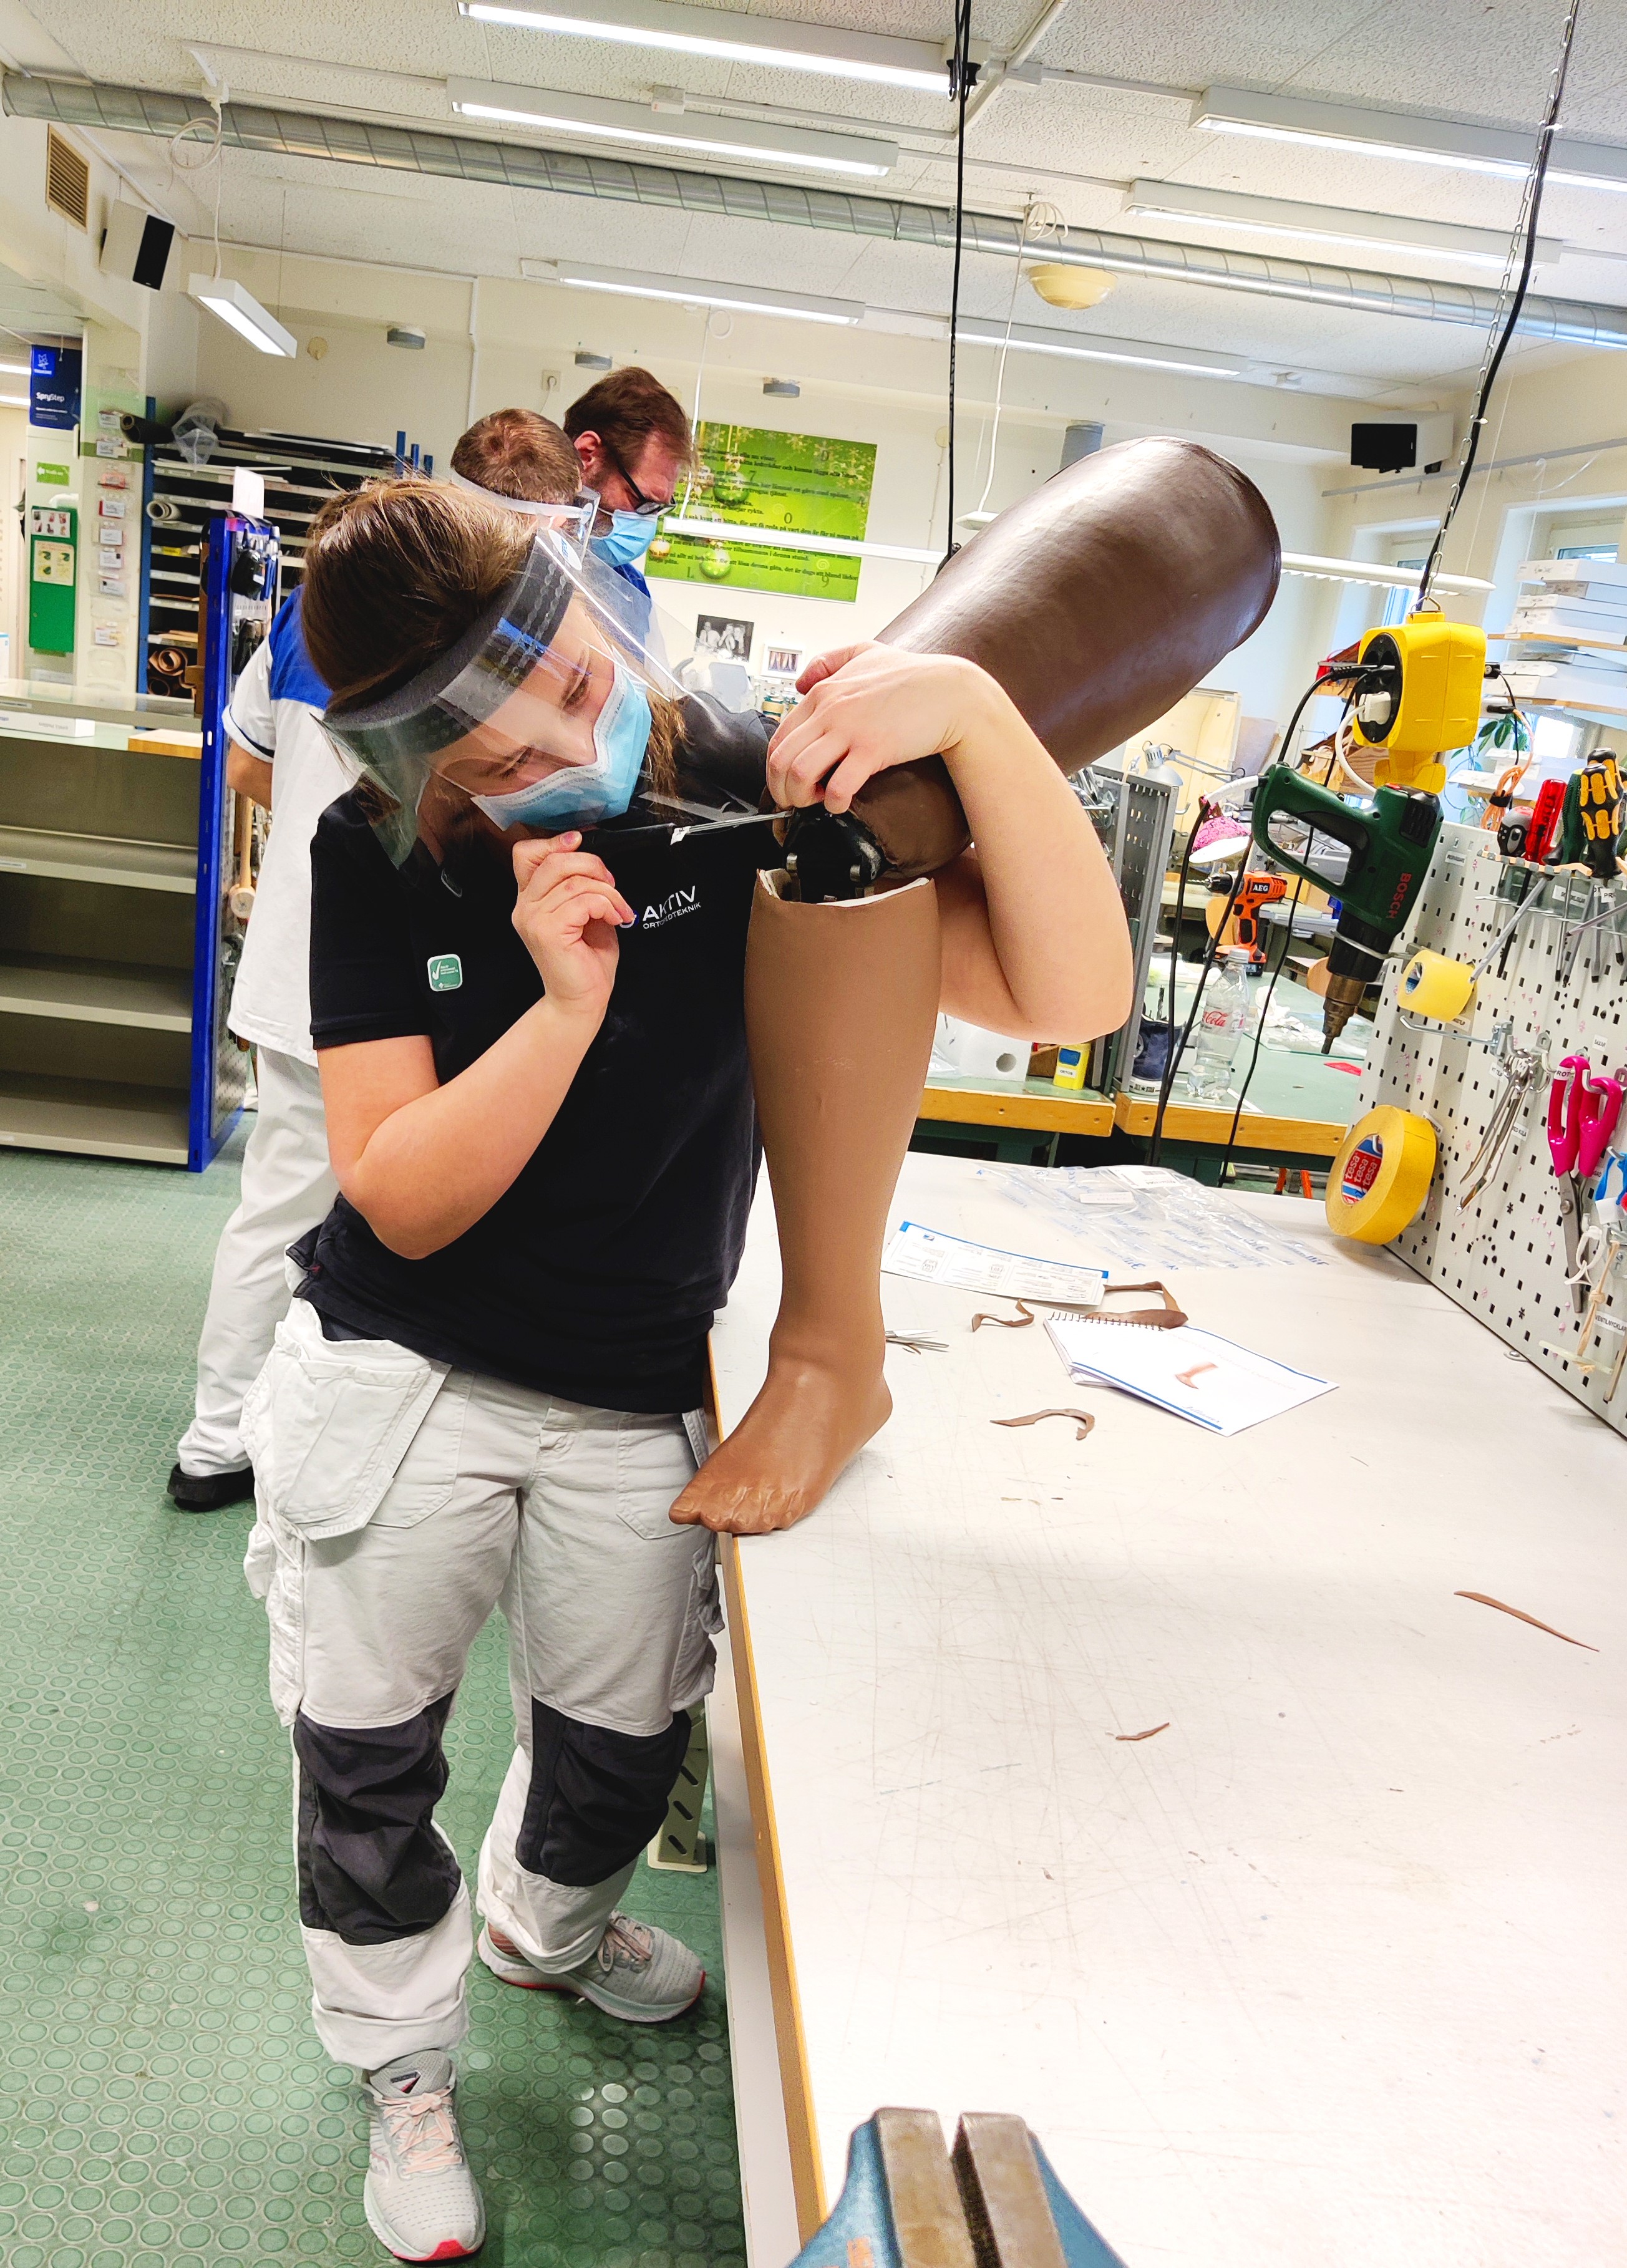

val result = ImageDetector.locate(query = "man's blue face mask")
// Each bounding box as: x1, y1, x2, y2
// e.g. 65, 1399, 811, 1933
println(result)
593, 511, 658, 571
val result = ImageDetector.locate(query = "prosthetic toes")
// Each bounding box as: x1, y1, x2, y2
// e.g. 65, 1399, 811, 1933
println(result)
671, 872, 941, 1536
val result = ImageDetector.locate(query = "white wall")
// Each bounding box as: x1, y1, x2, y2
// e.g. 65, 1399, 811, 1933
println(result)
181, 248, 1369, 732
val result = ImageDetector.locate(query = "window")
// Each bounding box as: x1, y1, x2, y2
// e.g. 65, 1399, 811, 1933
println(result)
1532, 714, 1584, 767
1540, 511, 1621, 565
1381, 556, 1427, 628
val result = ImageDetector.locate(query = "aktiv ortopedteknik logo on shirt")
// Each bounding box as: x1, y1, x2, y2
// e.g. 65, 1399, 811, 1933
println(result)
637, 886, 700, 931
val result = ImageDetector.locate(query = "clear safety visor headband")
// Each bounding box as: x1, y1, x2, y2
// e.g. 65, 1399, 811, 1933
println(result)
445, 465, 598, 554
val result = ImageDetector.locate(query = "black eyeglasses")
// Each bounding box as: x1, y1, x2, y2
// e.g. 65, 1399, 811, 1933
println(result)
599, 435, 671, 518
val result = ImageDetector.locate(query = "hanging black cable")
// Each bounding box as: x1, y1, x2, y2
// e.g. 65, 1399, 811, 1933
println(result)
941, 0, 975, 570
1211, 715, 1358, 1188
1417, 0, 1583, 608
1144, 664, 1365, 1168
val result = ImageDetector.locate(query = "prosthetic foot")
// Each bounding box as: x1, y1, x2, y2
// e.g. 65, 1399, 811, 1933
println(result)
670, 872, 941, 1535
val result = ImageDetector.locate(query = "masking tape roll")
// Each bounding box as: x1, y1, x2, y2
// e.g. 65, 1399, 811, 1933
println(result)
1399, 948, 1475, 1022
1326, 1107, 1437, 1244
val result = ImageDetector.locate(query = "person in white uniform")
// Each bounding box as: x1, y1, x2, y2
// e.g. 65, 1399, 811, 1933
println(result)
168, 410, 592, 1513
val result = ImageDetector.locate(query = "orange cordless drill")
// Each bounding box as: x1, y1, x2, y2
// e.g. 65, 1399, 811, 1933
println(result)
1207, 870, 1287, 963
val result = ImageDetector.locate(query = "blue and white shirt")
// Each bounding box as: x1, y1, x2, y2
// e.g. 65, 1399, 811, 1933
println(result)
224, 590, 348, 1065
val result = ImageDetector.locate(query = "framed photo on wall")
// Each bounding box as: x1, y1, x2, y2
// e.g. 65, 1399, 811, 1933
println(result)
695, 614, 754, 661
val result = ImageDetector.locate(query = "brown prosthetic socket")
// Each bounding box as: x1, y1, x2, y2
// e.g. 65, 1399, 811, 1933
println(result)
783, 436, 1281, 896
669, 872, 941, 1535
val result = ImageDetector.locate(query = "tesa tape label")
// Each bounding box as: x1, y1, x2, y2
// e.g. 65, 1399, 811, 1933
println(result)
1340, 1133, 1385, 1202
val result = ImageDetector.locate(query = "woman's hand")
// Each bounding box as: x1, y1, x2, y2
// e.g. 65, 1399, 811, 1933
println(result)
511, 831, 634, 1022
766, 643, 1004, 814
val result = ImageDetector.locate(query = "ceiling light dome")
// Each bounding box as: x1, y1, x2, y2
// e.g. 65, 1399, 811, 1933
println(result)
1026, 264, 1117, 311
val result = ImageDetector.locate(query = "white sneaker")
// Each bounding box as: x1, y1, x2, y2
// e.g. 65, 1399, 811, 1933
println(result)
362, 2049, 486, 2262
478, 1914, 704, 2023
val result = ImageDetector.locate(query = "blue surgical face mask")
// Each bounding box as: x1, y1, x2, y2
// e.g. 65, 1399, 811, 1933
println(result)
593, 510, 657, 570
471, 662, 653, 832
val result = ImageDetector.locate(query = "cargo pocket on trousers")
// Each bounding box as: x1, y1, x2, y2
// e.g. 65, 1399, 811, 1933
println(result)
672, 1534, 724, 1707
370, 1372, 474, 1529
240, 1299, 448, 1543
613, 1409, 702, 1543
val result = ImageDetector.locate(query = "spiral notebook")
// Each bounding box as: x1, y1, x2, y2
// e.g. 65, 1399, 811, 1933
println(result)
1046, 1317, 1336, 1436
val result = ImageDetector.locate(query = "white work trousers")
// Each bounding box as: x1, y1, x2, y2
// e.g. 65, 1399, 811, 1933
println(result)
177, 1046, 337, 1477
241, 1304, 718, 2069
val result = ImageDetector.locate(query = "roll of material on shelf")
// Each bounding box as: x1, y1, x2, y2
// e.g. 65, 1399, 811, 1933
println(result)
1400, 947, 1476, 1022
1326, 1107, 1437, 1243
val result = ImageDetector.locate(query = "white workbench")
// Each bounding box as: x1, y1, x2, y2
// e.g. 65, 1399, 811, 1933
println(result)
708, 1153, 1627, 2268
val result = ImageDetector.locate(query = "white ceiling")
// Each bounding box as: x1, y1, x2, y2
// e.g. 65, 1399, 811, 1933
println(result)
11, 0, 1627, 394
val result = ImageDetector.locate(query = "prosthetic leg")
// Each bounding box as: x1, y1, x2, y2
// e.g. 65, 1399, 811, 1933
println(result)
673, 437, 1281, 1534
671, 873, 940, 1533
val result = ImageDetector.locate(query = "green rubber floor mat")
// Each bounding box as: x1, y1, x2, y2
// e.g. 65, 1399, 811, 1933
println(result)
0, 1140, 747, 2268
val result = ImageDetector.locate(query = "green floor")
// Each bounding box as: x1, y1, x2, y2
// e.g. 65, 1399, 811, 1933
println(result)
0, 1133, 747, 2268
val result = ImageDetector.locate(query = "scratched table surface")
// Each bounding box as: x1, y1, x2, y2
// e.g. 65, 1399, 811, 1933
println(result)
712, 1153, 1627, 2268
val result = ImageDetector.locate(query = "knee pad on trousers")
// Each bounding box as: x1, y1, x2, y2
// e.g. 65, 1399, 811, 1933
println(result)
294, 1695, 462, 1945
517, 1700, 692, 1888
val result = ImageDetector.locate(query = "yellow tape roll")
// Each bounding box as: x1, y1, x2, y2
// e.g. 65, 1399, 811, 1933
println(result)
1399, 948, 1475, 1022
1326, 1107, 1437, 1244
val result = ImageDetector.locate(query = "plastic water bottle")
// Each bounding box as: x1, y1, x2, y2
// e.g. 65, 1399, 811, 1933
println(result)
1185, 951, 1253, 1098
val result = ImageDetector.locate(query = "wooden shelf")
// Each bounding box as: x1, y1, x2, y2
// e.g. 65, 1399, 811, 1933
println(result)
0, 952, 192, 1032
920, 1077, 1116, 1136
0, 1069, 189, 1163
1112, 1088, 1348, 1156
1492, 629, 1627, 651
0, 825, 195, 894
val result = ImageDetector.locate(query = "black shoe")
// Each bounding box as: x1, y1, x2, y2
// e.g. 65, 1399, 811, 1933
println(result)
167, 1463, 255, 1513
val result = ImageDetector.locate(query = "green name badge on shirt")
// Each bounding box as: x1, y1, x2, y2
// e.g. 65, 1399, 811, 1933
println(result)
427, 953, 463, 992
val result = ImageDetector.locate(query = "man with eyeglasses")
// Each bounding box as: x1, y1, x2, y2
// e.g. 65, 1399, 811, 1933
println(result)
564, 367, 692, 644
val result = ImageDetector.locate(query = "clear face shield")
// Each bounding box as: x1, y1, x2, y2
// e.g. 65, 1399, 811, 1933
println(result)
321, 531, 687, 870
444, 466, 599, 558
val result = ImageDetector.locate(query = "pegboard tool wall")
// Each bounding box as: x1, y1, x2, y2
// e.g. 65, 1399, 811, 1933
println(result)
1359, 818, 1627, 1434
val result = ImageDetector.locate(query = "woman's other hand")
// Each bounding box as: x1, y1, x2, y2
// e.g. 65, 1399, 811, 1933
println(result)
511, 831, 634, 1022
766, 643, 1004, 814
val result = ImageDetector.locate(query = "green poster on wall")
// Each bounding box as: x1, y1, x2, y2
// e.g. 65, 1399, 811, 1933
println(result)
646, 424, 875, 601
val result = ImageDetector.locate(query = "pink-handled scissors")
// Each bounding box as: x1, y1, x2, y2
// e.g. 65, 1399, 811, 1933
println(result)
1578, 1067, 1623, 1180
1549, 1057, 1625, 1314
1548, 1057, 1591, 1316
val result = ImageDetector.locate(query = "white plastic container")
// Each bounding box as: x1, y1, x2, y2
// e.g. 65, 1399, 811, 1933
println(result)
930, 1014, 1030, 1084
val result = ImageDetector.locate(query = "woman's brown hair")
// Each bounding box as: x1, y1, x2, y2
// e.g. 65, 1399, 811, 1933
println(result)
301, 478, 530, 711
301, 474, 679, 792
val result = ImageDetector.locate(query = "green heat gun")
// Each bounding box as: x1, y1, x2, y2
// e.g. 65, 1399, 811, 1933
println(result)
1251, 771, 1442, 1050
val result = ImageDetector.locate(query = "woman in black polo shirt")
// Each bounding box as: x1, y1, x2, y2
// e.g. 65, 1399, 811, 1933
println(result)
240, 478, 1130, 2262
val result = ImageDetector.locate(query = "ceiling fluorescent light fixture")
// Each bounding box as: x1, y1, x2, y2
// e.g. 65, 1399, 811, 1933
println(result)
544, 259, 862, 324
954, 316, 1245, 379
447, 76, 895, 175
1281, 551, 1492, 593
457, 0, 948, 96
661, 515, 938, 563
188, 274, 296, 356
1194, 86, 1627, 195
1125, 180, 1560, 270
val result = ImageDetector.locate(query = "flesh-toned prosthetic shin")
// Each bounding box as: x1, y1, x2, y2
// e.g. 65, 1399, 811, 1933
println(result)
669, 872, 941, 1534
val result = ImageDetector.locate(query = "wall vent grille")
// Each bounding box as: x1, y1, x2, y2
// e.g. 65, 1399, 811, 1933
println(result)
45, 125, 89, 229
